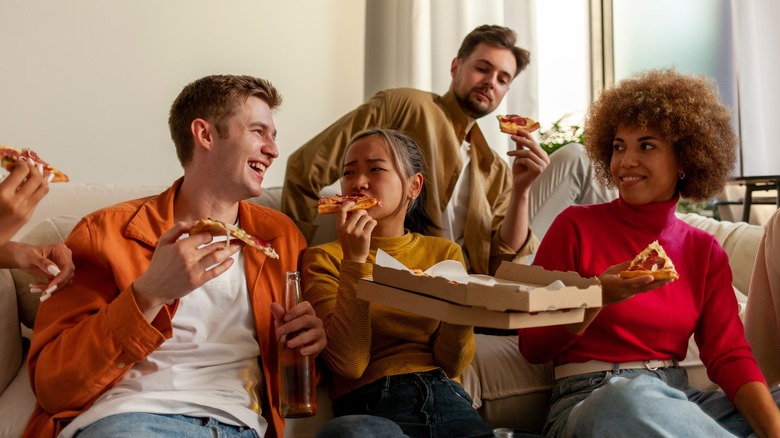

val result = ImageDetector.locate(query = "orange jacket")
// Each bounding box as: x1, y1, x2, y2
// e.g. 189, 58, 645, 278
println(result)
23, 179, 306, 437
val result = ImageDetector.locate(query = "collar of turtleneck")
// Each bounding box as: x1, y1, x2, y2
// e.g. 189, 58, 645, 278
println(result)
368, 230, 416, 252
612, 195, 680, 234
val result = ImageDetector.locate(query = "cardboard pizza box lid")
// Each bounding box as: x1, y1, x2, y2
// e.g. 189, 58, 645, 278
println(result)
370, 251, 601, 312
356, 280, 586, 329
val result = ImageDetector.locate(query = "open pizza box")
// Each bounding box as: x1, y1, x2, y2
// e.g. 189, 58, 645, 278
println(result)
355, 250, 602, 329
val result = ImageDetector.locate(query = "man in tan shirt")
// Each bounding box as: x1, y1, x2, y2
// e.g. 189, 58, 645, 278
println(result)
283, 25, 614, 275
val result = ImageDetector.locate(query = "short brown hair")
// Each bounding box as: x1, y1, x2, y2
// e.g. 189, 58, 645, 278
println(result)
457, 25, 531, 77
584, 68, 737, 201
168, 75, 282, 166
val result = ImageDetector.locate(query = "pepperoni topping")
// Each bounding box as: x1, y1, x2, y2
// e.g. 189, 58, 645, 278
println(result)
627, 249, 667, 271
508, 115, 528, 125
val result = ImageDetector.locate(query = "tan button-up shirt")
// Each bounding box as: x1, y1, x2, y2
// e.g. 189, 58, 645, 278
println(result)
282, 88, 537, 275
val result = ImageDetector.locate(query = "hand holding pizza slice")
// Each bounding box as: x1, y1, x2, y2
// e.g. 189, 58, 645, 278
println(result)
318, 194, 382, 214
0, 146, 69, 182
496, 114, 541, 135
189, 218, 279, 259
619, 240, 679, 281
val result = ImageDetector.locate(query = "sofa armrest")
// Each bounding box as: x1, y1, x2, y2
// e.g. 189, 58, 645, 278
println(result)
0, 269, 22, 394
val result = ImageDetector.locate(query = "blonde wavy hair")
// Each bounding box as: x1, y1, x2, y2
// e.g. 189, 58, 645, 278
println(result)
584, 68, 737, 201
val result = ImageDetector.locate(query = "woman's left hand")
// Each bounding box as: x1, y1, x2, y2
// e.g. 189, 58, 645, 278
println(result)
4, 242, 75, 298
599, 261, 674, 305
336, 201, 376, 263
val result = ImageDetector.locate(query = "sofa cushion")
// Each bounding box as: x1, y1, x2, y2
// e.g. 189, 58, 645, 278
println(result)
677, 212, 764, 295
0, 269, 22, 395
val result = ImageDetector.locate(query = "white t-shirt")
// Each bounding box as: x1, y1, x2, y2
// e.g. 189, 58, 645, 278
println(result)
61, 234, 266, 437
440, 139, 472, 266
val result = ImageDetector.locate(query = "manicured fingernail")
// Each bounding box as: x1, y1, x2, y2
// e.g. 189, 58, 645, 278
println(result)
47, 265, 61, 276
45, 285, 58, 295
46, 173, 54, 183
29, 286, 43, 294
40, 293, 51, 302
37, 163, 44, 174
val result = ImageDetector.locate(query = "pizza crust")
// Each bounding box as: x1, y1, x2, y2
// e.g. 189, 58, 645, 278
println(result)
318, 195, 381, 214
496, 115, 541, 135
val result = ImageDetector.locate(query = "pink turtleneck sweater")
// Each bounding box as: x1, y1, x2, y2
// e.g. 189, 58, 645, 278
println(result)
518, 197, 765, 401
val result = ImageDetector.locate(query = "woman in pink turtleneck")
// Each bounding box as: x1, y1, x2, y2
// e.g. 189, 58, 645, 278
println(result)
519, 69, 780, 437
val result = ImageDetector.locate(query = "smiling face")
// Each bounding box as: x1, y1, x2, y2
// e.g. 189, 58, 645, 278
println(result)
341, 135, 419, 235
211, 96, 278, 200
449, 42, 517, 119
610, 124, 681, 205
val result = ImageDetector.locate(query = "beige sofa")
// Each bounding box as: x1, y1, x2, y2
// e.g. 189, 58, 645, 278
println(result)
0, 183, 767, 437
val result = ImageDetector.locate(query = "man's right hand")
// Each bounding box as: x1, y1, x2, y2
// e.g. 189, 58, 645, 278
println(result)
132, 221, 242, 322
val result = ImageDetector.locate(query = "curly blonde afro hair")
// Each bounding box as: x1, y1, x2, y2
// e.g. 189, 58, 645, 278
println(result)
584, 68, 737, 201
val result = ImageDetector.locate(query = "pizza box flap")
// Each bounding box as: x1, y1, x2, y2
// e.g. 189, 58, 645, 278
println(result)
357, 279, 586, 329
370, 251, 601, 312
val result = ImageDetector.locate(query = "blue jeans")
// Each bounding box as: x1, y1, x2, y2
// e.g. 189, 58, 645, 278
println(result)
75, 413, 259, 438
546, 367, 780, 437
325, 368, 497, 438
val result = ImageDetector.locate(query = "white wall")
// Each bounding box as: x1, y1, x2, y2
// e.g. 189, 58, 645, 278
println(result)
0, 0, 365, 187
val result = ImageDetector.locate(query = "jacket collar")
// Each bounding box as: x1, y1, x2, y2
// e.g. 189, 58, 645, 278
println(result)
123, 177, 285, 248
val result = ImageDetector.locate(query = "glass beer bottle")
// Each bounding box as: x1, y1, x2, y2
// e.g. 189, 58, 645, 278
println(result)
278, 271, 317, 417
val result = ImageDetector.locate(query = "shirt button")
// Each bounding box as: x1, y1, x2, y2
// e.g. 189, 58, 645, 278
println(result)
117, 363, 126, 369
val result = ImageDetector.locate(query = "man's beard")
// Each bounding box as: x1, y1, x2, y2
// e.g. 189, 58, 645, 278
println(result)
455, 89, 492, 119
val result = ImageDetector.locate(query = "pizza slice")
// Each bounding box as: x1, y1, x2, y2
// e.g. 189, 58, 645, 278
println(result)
189, 218, 279, 259
0, 146, 69, 182
318, 194, 382, 214
619, 240, 679, 280
496, 114, 541, 135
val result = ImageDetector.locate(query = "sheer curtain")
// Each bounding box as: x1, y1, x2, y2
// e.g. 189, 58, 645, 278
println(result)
731, 0, 780, 177
364, 0, 537, 156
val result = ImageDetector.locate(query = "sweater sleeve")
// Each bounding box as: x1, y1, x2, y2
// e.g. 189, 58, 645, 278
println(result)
517, 211, 584, 363
282, 93, 390, 242
28, 218, 171, 413
695, 240, 766, 401
301, 248, 374, 380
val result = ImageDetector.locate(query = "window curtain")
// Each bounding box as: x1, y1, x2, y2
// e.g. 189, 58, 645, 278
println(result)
731, 0, 780, 177
364, 0, 538, 157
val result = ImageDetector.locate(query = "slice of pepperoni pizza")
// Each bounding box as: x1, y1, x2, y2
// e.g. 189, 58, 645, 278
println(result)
318, 194, 382, 214
0, 146, 69, 182
189, 218, 279, 259
496, 114, 541, 135
619, 240, 679, 280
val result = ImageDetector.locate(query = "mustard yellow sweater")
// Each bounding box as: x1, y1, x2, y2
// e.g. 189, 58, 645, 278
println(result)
301, 232, 476, 399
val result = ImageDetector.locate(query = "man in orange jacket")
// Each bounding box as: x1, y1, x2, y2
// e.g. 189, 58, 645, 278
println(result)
23, 75, 326, 438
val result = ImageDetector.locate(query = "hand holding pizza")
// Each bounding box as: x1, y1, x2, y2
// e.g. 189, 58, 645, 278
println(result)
0, 157, 51, 244
506, 129, 550, 194
132, 222, 242, 321
336, 200, 376, 264
599, 261, 675, 305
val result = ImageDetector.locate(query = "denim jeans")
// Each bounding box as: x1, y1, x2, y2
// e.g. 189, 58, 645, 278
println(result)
74, 413, 260, 438
327, 368, 497, 438
546, 367, 780, 437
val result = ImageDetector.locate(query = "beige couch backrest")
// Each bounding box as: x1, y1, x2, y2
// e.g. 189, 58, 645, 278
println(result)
677, 212, 765, 295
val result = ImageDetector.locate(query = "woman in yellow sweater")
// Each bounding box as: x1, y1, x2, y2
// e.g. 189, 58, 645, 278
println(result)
302, 128, 497, 437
